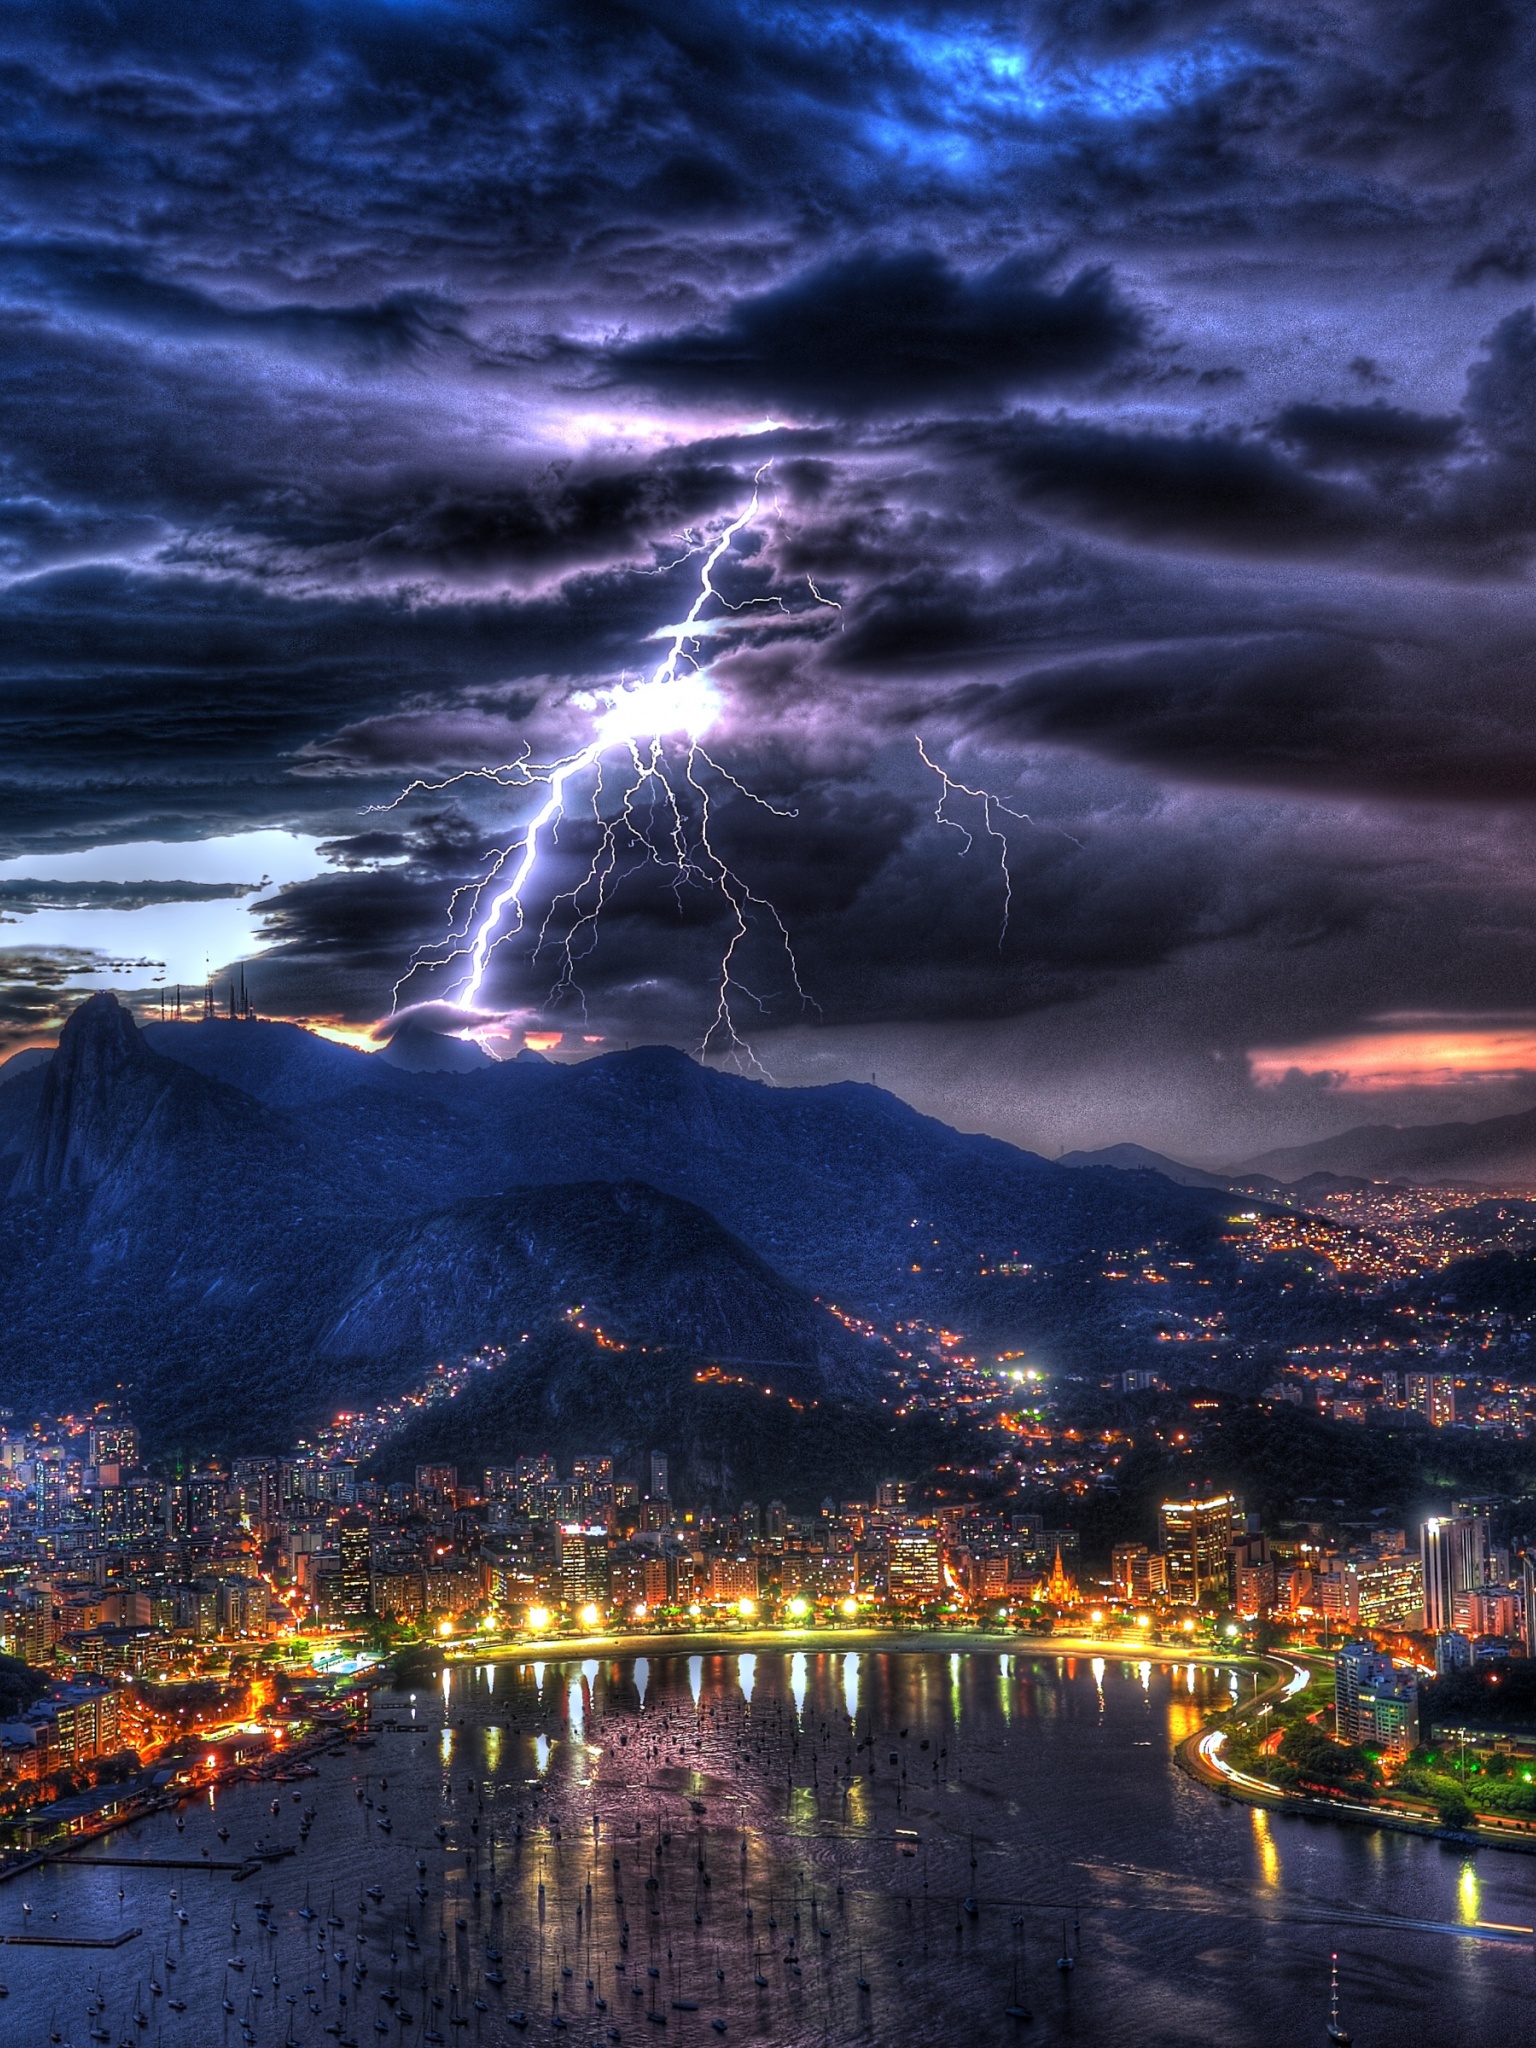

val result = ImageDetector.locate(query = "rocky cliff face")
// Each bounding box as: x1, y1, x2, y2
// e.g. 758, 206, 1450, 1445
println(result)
13, 991, 170, 1196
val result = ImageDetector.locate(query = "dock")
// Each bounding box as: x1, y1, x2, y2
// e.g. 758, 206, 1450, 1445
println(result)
1, 1928, 141, 1947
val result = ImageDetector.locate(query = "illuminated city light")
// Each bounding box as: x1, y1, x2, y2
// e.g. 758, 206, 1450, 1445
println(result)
786, 1597, 808, 1619
841, 1597, 859, 1617
579, 1602, 601, 1628
738, 1597, 757, 1618
527, 1606, 551, 1632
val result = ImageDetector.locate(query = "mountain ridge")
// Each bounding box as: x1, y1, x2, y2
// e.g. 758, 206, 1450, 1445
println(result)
1228, 1104, 1536, 1186
0, 999, 1256, 1454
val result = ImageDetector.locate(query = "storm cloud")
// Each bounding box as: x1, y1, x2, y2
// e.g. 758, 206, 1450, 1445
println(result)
5, 0, 1536, 1158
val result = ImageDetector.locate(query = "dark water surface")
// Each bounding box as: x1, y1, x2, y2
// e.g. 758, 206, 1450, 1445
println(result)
0, 1651, 1526, 2046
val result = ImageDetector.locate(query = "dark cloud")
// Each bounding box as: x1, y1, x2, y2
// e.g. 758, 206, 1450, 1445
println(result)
967, 625, 1536, 804
1270, 400, 1462, 465
0, 242, 463, 365
602, 251, 1144, 414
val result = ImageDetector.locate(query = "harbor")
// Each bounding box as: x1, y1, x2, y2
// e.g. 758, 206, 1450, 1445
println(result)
0, 1650, 1525, 2044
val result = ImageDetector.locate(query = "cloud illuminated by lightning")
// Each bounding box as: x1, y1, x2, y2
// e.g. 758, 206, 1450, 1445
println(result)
390, 465, 818, 1067
388, 469, 1065, 1064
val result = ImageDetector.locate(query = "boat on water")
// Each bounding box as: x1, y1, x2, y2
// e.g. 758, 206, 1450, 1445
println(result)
1326, 1954, 1352, 2046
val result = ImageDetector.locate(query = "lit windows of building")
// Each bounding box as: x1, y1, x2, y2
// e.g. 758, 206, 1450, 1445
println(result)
710, 1555, 759, 1604
1355, 1553, 1424, 1628
887, 1525, 942, 1607
557, 1525, 610, 1607
338, 1516, 372, 1620
415, 1464, 458, 1512
1405, 1372, 1456, 1428
1157, 1496, 1238, 1606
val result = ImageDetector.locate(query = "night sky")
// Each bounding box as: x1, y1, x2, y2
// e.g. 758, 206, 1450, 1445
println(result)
3, 0, 1536, 1165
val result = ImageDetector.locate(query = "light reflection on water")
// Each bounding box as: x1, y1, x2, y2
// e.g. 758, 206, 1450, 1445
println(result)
0, 1652, 1524, 2048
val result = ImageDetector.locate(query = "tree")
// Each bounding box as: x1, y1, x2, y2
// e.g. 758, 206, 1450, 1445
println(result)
1271, 1721, 1377, 1797
1436, 1790, 1474, 1830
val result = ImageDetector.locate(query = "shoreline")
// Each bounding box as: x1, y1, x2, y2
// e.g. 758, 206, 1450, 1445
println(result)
1174, 1653, 1536, 1859
440, 1625, 1270, 1666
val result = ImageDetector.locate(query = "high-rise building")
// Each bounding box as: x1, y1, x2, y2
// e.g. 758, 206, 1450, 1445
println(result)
557, 1525, 610, 1607
710, 1555, 759, 1603
1111, 1543, 1148, 1598
1466, 1585, 1518, 1638
1335, 1642, 1418, 1757
1421, 1515, 1477, 1630
88, 1415, 138, 1474
1451, 1499, 1499, 1585
1405, 1372, 1456, 1428
1355, 1552, 1424, 1628
648, 1452, 670, 1503
338, 1516, 372, 1619
415, 1465, 457, 1511
571, 1456, 614, 1505
1158, 1496, 1237, 1605
1131, 1551, 1168, 1601
887, 1525, 942, 1607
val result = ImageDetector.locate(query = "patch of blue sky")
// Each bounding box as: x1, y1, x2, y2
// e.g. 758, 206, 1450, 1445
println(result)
877, 22, 1257, 131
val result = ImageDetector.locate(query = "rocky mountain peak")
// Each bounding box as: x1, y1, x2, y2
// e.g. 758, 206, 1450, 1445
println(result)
12, 992, 164, 1197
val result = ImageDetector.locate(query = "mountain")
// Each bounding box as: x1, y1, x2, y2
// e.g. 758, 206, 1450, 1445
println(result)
0, 999, 877, 1451
1057, 1142, 1232, 1189
132, 1015, 1240, 1320
321, 1180, 865, 1390
0, 997, 1253, 1457
0, 1046, 50, 1086
1229, 1106, 1536, 1187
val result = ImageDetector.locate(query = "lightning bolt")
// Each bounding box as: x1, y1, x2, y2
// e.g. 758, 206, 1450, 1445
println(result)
915, 736, 1073, 944
391, 465, 818, 1068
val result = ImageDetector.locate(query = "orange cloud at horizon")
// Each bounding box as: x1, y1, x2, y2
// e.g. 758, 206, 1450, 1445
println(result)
1250, 1022, 1536, 1092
